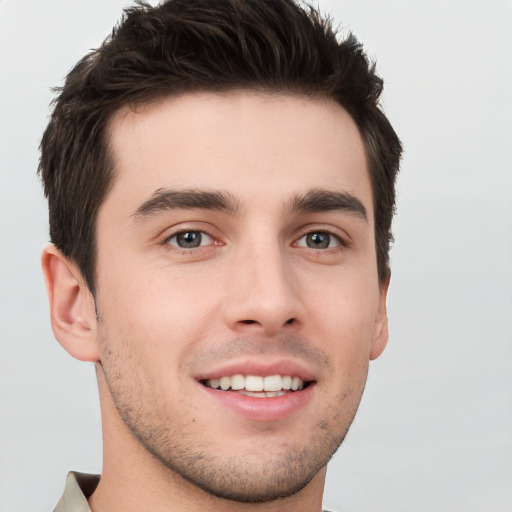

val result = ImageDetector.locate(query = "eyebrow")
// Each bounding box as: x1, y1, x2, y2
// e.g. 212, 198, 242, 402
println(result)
132, 187, 367, 223
289, 188, 368, 222
132, 188, 241, 220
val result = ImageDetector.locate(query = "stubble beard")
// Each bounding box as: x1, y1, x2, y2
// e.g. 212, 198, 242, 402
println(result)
98, 327, 366, 504
101, 364, 362, 504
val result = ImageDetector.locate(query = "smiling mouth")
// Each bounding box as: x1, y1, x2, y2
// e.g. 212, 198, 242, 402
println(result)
201, 374, 311, 398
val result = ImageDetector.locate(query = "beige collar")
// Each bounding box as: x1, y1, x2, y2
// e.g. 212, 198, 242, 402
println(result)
54, 472, 100, 512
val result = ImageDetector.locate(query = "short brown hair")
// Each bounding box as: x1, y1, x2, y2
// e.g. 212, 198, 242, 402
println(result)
39, 0, 402, 293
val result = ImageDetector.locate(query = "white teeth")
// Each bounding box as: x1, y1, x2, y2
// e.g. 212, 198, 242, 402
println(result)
239, 390, 288, 398
220, 376, 231, 391
243, 391, 265, 398
245, 375, 264, 392
263, 375, 282, 392
282, 375, 292, 390
205, 375, 306, 394
230, 374, 244, 390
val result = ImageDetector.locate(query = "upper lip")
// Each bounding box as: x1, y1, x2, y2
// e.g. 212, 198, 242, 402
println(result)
194, 357, 317, 383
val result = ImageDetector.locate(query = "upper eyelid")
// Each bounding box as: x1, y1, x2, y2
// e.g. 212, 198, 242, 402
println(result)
158, 221, 220, 241
162, 228, 215, 245
156, 222, 351, 246
294, 231, 345, 250
292, 224, 351, 244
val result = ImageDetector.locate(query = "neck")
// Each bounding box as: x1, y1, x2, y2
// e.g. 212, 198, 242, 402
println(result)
89, 368, 326, 512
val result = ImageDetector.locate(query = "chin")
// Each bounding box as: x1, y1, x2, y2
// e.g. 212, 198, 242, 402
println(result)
136, 418, 346, 503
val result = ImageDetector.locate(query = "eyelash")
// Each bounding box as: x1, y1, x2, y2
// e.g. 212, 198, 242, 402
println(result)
160, 226, 347, 253
294, 230, 346, 250
161, 229, 218, 251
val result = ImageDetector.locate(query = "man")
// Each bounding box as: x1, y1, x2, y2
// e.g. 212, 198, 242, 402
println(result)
39, 0, 401, 510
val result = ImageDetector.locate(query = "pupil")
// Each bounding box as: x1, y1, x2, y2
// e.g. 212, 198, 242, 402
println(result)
177, 231, 201, 248
307, 232, 329, 249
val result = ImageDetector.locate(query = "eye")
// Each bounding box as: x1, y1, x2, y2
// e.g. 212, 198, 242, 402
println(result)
295, 231, 342, 249
165, 230, 214, 249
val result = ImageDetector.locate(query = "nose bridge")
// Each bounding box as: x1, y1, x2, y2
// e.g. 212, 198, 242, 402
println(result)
223, 231, 303, 335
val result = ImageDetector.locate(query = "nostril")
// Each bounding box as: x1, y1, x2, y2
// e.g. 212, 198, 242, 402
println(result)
236, 318, 297, 329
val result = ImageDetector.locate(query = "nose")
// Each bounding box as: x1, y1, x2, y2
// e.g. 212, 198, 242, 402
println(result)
222, 244, 305, 337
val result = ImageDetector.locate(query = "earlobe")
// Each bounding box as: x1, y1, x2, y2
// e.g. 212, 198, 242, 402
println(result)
369, 273, 390, 361
41, 245, 99, 362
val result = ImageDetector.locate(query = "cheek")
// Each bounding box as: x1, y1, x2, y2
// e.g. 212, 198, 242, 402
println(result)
96, 265, 223, 367
305, 271, 380, 360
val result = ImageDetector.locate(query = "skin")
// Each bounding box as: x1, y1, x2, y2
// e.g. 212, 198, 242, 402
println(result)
43, 92, 389, 512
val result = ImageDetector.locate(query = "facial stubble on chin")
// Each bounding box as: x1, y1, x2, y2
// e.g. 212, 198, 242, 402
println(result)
98, 331, 366, 504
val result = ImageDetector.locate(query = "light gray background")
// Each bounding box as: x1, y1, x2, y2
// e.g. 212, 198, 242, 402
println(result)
1, 1, 511, 511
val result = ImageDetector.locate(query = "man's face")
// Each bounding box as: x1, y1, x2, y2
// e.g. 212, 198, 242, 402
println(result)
93, 92, 388, 501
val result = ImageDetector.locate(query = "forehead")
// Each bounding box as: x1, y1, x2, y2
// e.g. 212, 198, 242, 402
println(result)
104, 91, 372, 218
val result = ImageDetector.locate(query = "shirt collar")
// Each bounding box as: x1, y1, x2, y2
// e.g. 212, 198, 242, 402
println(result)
54, 472, 100, 512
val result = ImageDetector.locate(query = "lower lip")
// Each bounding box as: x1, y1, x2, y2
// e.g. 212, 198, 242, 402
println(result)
199, 383, 315, 422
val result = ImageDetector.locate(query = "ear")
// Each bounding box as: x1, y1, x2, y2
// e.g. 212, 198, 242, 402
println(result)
41, 244, 99, 362
369, 273, 390, 361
